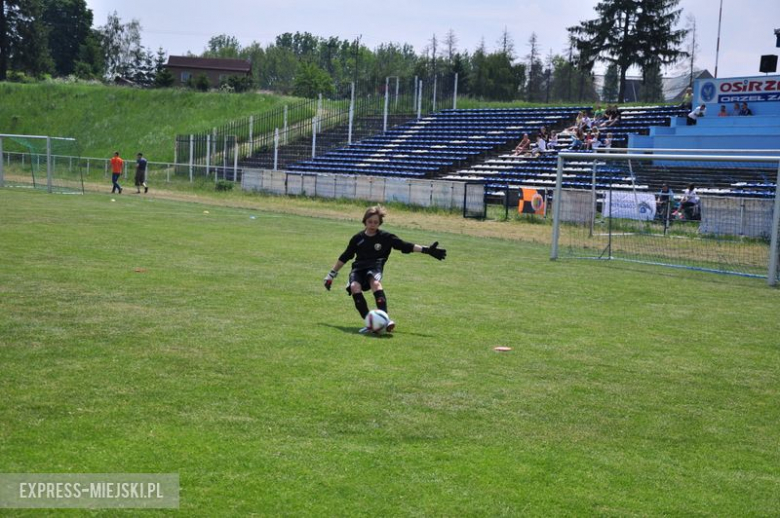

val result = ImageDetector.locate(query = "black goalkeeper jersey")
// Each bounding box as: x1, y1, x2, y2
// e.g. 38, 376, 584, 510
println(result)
338, 229, 414, 270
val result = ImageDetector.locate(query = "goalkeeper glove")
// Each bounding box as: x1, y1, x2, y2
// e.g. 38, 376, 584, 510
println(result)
324, 269, 338, 290
422, 241, 447, 260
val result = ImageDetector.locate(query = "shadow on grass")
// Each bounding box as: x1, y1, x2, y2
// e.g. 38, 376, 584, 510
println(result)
319, 323, 437, 339
319, 323, 396, 338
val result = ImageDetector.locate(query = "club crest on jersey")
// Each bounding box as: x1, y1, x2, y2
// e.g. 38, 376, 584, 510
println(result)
374, 243, 382, 251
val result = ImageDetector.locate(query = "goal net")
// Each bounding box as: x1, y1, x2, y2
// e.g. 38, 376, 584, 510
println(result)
550, 150, 780, 286
0, 134, 84, 194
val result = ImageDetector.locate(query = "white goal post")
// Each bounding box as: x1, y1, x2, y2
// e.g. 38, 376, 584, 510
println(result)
550, 150, 780, 286
0, 133, 82, 193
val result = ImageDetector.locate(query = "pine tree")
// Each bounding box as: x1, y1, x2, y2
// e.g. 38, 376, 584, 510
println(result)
569, 0, 688, 103
525, 33, 544, 102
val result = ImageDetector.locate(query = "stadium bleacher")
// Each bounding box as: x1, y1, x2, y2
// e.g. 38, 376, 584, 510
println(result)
286, 106, 586, 178
282, 103, 778, 200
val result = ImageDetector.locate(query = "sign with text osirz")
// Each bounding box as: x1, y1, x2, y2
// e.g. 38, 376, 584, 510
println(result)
695, 75, 780, 115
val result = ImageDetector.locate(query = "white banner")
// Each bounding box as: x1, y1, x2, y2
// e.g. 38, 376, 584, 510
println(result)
603, 191, 656, 221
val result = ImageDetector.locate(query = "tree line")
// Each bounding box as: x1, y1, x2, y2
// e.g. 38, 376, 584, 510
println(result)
0, 0, 692, 103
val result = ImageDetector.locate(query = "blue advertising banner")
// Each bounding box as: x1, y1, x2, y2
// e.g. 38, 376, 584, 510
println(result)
695, 75, 780, 116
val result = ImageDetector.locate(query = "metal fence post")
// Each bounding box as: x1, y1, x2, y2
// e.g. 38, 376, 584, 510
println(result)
274, 128, 279, 171
383, 77, 389, 134
233, 136, 238, 182
417, 80, 423, 119
189, 135, 194, 183
348, 82, 355, 145
312, 117, 318, 158
283, 105, 288, 146
413, 75, 418, 111
0, 138, 4, 188
46, 137, 53, 193
248, 115, 254, 157
317, 94, 323, 133
432, 75, 437, 113
206, 134, 211, 178
453, 73, 458, 109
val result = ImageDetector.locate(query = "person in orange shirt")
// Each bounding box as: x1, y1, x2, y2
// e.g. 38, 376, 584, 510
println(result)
110, 151, 124, 194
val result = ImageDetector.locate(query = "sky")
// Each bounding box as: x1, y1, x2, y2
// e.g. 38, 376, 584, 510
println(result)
85, 0, 780, 79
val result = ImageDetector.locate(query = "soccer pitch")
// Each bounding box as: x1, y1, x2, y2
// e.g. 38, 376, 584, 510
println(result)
1, 189, 778, 515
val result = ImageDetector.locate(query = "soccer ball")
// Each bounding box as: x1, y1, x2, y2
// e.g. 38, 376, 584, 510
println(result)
365, 309, 391, 334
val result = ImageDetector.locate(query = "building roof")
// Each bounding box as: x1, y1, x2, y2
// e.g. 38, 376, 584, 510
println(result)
662, 70, 713, 101
165, 56, 251, 73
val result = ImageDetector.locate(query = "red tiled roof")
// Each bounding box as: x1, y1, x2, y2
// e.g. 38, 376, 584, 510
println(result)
166, 56, 251, 72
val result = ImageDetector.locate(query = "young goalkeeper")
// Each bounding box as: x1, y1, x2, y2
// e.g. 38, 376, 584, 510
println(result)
323, 205, 447, 333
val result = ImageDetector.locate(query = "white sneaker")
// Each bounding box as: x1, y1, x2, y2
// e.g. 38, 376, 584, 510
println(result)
358, 327, 370, 334
386, 320, 395, 333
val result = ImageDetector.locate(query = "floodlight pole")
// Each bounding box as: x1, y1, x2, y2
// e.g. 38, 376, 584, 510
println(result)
0, 137, 4, 188
714, 0, 724, 78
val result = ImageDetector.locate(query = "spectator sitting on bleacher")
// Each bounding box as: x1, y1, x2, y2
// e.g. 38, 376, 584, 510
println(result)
548, 131, 559, 149
584, 130, 595, 150
529, 134, 548, 158
732, 102, 741, 116
593, 104, 606, 124
590, 128, 603, 150
599, 105, 620, 128
539, 126, 549, 140
581, 111, 593, 131
565, 111, 586, 133
569, 128, 584, 150
739, 102, 753, 116
512, 133, 531, 156
687, 104, 706, 125
718, 105, 728, 117
603, 132, 613, 149
676, 183, 700, 220
535, 134, 547, 152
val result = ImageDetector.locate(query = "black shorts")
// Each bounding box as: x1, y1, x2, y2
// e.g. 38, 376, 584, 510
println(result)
346, 267, 383, 294
134, 171, 146, 186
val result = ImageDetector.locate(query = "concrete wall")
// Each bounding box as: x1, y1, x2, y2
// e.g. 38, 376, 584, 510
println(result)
241, 169, 471, 212
629, 115, 780, 153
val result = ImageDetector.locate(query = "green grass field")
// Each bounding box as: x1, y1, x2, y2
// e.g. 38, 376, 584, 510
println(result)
1, 189, 779, 516
0, 82, 300, 162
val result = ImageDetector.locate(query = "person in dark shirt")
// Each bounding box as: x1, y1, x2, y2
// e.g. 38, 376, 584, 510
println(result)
324, 205, 447, 333
134, 152, 148, 193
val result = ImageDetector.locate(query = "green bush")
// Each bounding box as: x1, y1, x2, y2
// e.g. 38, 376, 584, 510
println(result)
215, 180, 234, 191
